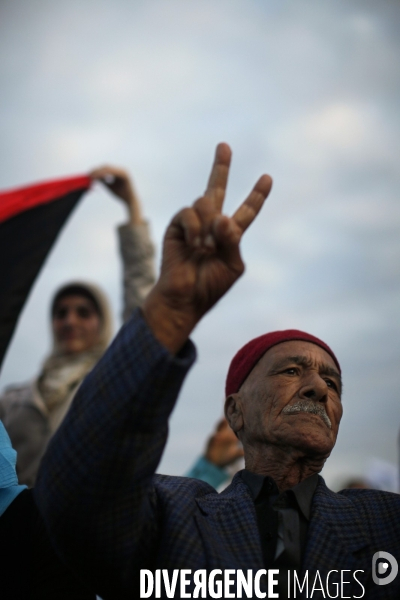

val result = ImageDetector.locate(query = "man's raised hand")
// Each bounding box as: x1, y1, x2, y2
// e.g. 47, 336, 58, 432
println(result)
142, 143, 272, 354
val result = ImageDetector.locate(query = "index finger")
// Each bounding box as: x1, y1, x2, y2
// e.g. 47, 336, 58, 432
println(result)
204, 143, 232, 211
231, 174, 273, 233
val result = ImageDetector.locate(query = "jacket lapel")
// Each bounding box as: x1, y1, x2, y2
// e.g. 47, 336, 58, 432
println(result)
301, 478, 372, 599
194, 474, 373, 599
194, 473, 264, 572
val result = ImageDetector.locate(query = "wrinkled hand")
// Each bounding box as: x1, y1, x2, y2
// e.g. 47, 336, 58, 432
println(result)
142, 143, 272, 353
89, 165, 142, 224
205, 418, 244, 468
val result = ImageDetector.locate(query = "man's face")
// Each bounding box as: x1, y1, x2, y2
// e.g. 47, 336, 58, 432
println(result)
231, 340, 343, 459
52, 295, 101, 355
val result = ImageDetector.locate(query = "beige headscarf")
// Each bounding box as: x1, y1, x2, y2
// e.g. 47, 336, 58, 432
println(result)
37, 281, 113, 411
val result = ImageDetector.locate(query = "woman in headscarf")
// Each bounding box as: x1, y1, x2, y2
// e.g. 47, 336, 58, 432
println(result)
0, 166, 155, 487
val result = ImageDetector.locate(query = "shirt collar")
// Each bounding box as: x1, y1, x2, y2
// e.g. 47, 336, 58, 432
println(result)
241, 469, 319, 520
241, 469, 277, 499
288, 473, 319, 519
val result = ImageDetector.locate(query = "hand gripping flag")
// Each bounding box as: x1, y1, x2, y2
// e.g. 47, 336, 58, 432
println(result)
0, 175, 91, 370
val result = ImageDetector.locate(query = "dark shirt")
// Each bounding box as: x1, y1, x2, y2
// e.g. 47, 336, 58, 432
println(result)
0, 489, 95, 600
241, 470, 318, 595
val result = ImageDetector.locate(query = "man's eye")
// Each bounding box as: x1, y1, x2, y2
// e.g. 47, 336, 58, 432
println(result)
283, 368, 297, 375
325, 379, 337, 391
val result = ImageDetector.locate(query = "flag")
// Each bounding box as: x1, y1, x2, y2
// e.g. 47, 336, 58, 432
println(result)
0, 175, 91, 370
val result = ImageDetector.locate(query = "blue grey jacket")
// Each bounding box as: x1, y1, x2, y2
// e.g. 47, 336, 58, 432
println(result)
35, 310, 400, 599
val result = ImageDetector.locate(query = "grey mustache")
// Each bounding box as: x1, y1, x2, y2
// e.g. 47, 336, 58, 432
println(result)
282, 400, 332, 429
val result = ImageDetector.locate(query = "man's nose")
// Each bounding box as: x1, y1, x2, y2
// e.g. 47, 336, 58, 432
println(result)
299, 373, 328, 403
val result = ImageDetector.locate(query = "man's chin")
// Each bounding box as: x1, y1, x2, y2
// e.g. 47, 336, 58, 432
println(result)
280, 425, 335, 458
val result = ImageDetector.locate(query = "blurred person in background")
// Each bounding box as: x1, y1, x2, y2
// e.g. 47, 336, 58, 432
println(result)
185, 417, 244, 489
340, 478, 370, 490
0, 166, 155, 487
0, 420, 95, 599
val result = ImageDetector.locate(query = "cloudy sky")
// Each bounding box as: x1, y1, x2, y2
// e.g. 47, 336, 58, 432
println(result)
1, 0, 399, 489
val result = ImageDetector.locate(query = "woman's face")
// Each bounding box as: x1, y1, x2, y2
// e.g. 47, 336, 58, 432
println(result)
52, 294, 101, 354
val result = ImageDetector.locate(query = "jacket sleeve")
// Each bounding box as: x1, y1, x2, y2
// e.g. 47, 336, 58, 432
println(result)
118, 221, 156, 322
34, 308, 196, 598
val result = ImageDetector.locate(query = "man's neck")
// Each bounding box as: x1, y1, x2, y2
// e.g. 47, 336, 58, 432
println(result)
244, 444, 326, 492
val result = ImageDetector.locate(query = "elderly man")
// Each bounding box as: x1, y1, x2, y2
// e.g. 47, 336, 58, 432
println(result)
35, 144, 400, 600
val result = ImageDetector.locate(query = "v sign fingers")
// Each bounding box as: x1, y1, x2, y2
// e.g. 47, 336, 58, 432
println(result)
212, 174, 272, 268
142, 144, 273, 355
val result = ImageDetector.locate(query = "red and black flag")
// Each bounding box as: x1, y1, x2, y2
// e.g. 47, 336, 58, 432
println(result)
0, 175, 91, 370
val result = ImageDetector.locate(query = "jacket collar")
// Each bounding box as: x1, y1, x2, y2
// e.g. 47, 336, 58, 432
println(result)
300, 476, 372, 598
195, 472, 264, 571
195, 473, 373, 597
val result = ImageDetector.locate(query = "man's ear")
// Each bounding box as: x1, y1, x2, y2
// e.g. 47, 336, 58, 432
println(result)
224, 393, 244, 435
